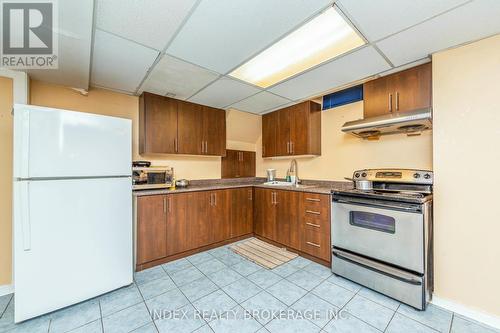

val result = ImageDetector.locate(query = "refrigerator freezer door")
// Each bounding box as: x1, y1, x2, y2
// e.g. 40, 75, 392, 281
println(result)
13, 177, 133, 322
13, 104, 132, 179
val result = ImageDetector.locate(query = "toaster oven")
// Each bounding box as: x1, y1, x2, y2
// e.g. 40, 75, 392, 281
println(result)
132, 166, 173, 190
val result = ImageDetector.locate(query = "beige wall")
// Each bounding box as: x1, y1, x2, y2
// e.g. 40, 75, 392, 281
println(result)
256, 101, 433, 180
0, 76, 13, 285
433, 34, 500, 317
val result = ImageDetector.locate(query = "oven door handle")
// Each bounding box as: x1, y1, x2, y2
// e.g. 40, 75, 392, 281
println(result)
332, 249, 422, 285
334, 198, 421, 213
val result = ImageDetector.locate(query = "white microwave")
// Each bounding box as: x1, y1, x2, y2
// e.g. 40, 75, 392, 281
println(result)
132, 166, 173, 190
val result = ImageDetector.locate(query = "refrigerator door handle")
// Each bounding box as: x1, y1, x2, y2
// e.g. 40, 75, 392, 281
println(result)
19, 182, 32, 251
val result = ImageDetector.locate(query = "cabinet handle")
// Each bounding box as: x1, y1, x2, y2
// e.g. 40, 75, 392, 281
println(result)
214, 193, 217, 206
306, 241, 321, 248
205, 141, 208, 154
286, 142, 290, 154
201, 141, 204, 153
396, 91, 399, 111
306, 210, 321, 215
388, 93, 393, 112
291, 142, 294, 154
248, 189, 252, 201
306, 222, 321, 228
305, 198, 320, 202
163, 197, 167, 214
168, 197, 171, 213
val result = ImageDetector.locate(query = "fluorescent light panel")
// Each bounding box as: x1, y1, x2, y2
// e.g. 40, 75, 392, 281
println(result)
229, 7, 365, 88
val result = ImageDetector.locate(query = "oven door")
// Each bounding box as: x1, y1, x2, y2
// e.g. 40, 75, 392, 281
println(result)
332, 195, 424, 273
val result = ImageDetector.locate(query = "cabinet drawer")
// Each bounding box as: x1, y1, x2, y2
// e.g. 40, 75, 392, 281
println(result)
302, 194, 330, 222
301, 193, 330, 215
302, 215, 330, 233
301, 228, 331, 262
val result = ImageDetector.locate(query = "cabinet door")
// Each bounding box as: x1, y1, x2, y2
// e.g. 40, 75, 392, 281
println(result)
211, 190, 231, 243
277, 107, 291, 156
166, 193, 190, 256
203, 106, 226, 156
262, 112, 278, 157
254, 188, 276, 239
392, 63, 431, 113
241, 151, 256, 177
289, 103, 309, 155
177, 101, 203, 155
186, 191, 211, 249
221, 150, 239, 178
231, 187, 253, 237
363, 75, 393, 118
140, 93, 178, 154
136, 195, 167, 264
275, 190, 300, 248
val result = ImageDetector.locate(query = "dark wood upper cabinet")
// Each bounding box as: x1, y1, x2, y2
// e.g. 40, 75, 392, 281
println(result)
203, 106, 226, 156
262, 101, 321, 157
262, 111, 279, 158
177, 101, 204, 155
139, 92, 226, 156
363, 62, 432, 118
221, 150, 256, 178
136, 195, 167, 265
139, 92, 178, 154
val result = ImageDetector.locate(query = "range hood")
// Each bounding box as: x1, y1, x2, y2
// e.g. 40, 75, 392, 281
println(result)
341, 108, 432, 138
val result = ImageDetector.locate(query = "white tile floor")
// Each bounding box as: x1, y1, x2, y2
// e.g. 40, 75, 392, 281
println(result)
0, 240, 499, 333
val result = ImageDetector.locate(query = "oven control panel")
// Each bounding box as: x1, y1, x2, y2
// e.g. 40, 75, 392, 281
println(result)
353, 169, 433, 184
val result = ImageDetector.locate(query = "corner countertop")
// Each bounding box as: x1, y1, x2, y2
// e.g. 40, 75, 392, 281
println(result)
133, 177, 352, 197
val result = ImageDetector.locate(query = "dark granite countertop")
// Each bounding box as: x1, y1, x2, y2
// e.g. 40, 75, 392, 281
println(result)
133, 177, 351, 197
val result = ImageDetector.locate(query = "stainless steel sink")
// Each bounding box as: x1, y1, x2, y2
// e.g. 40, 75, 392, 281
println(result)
262, 181, 316, 189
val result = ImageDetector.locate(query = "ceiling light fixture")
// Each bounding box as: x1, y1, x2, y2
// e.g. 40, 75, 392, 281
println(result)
229, 6, 365, 88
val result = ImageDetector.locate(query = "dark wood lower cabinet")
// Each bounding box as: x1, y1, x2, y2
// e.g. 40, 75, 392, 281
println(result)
254, 188, 300, 249
136, 187, 331, 271
166, 193, 188, 255
211, 190, 231, 243
136, 195, 167, 265
254, 188, 276, 240
231, 187, 253, 237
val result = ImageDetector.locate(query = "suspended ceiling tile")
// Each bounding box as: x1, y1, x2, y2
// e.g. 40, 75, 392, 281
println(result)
95, 0, 198, 50
188, 77, 261, 108
268, 46, 391, 100
338, 0, 468, 42
167, 0, 333, 73
91, 29, 159, 93
139, 55, 220, 99
25, 0, 93, 88
229, 91, 291, 114
376, 0, 500, 67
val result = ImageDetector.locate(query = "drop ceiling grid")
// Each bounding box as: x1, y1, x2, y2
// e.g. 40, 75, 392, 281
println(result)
91, 29, 160, 93
88, 0, 500, 112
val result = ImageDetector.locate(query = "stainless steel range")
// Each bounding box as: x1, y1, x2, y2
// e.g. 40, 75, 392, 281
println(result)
331, 169, 433, 310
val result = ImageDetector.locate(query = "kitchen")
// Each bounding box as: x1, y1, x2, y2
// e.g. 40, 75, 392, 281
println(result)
0, 1, 499, 333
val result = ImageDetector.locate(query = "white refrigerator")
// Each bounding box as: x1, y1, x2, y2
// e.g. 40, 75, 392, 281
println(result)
12, 104, 133, 323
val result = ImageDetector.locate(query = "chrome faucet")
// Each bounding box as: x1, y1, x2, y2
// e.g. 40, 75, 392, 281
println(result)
289, 159, 300, 186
